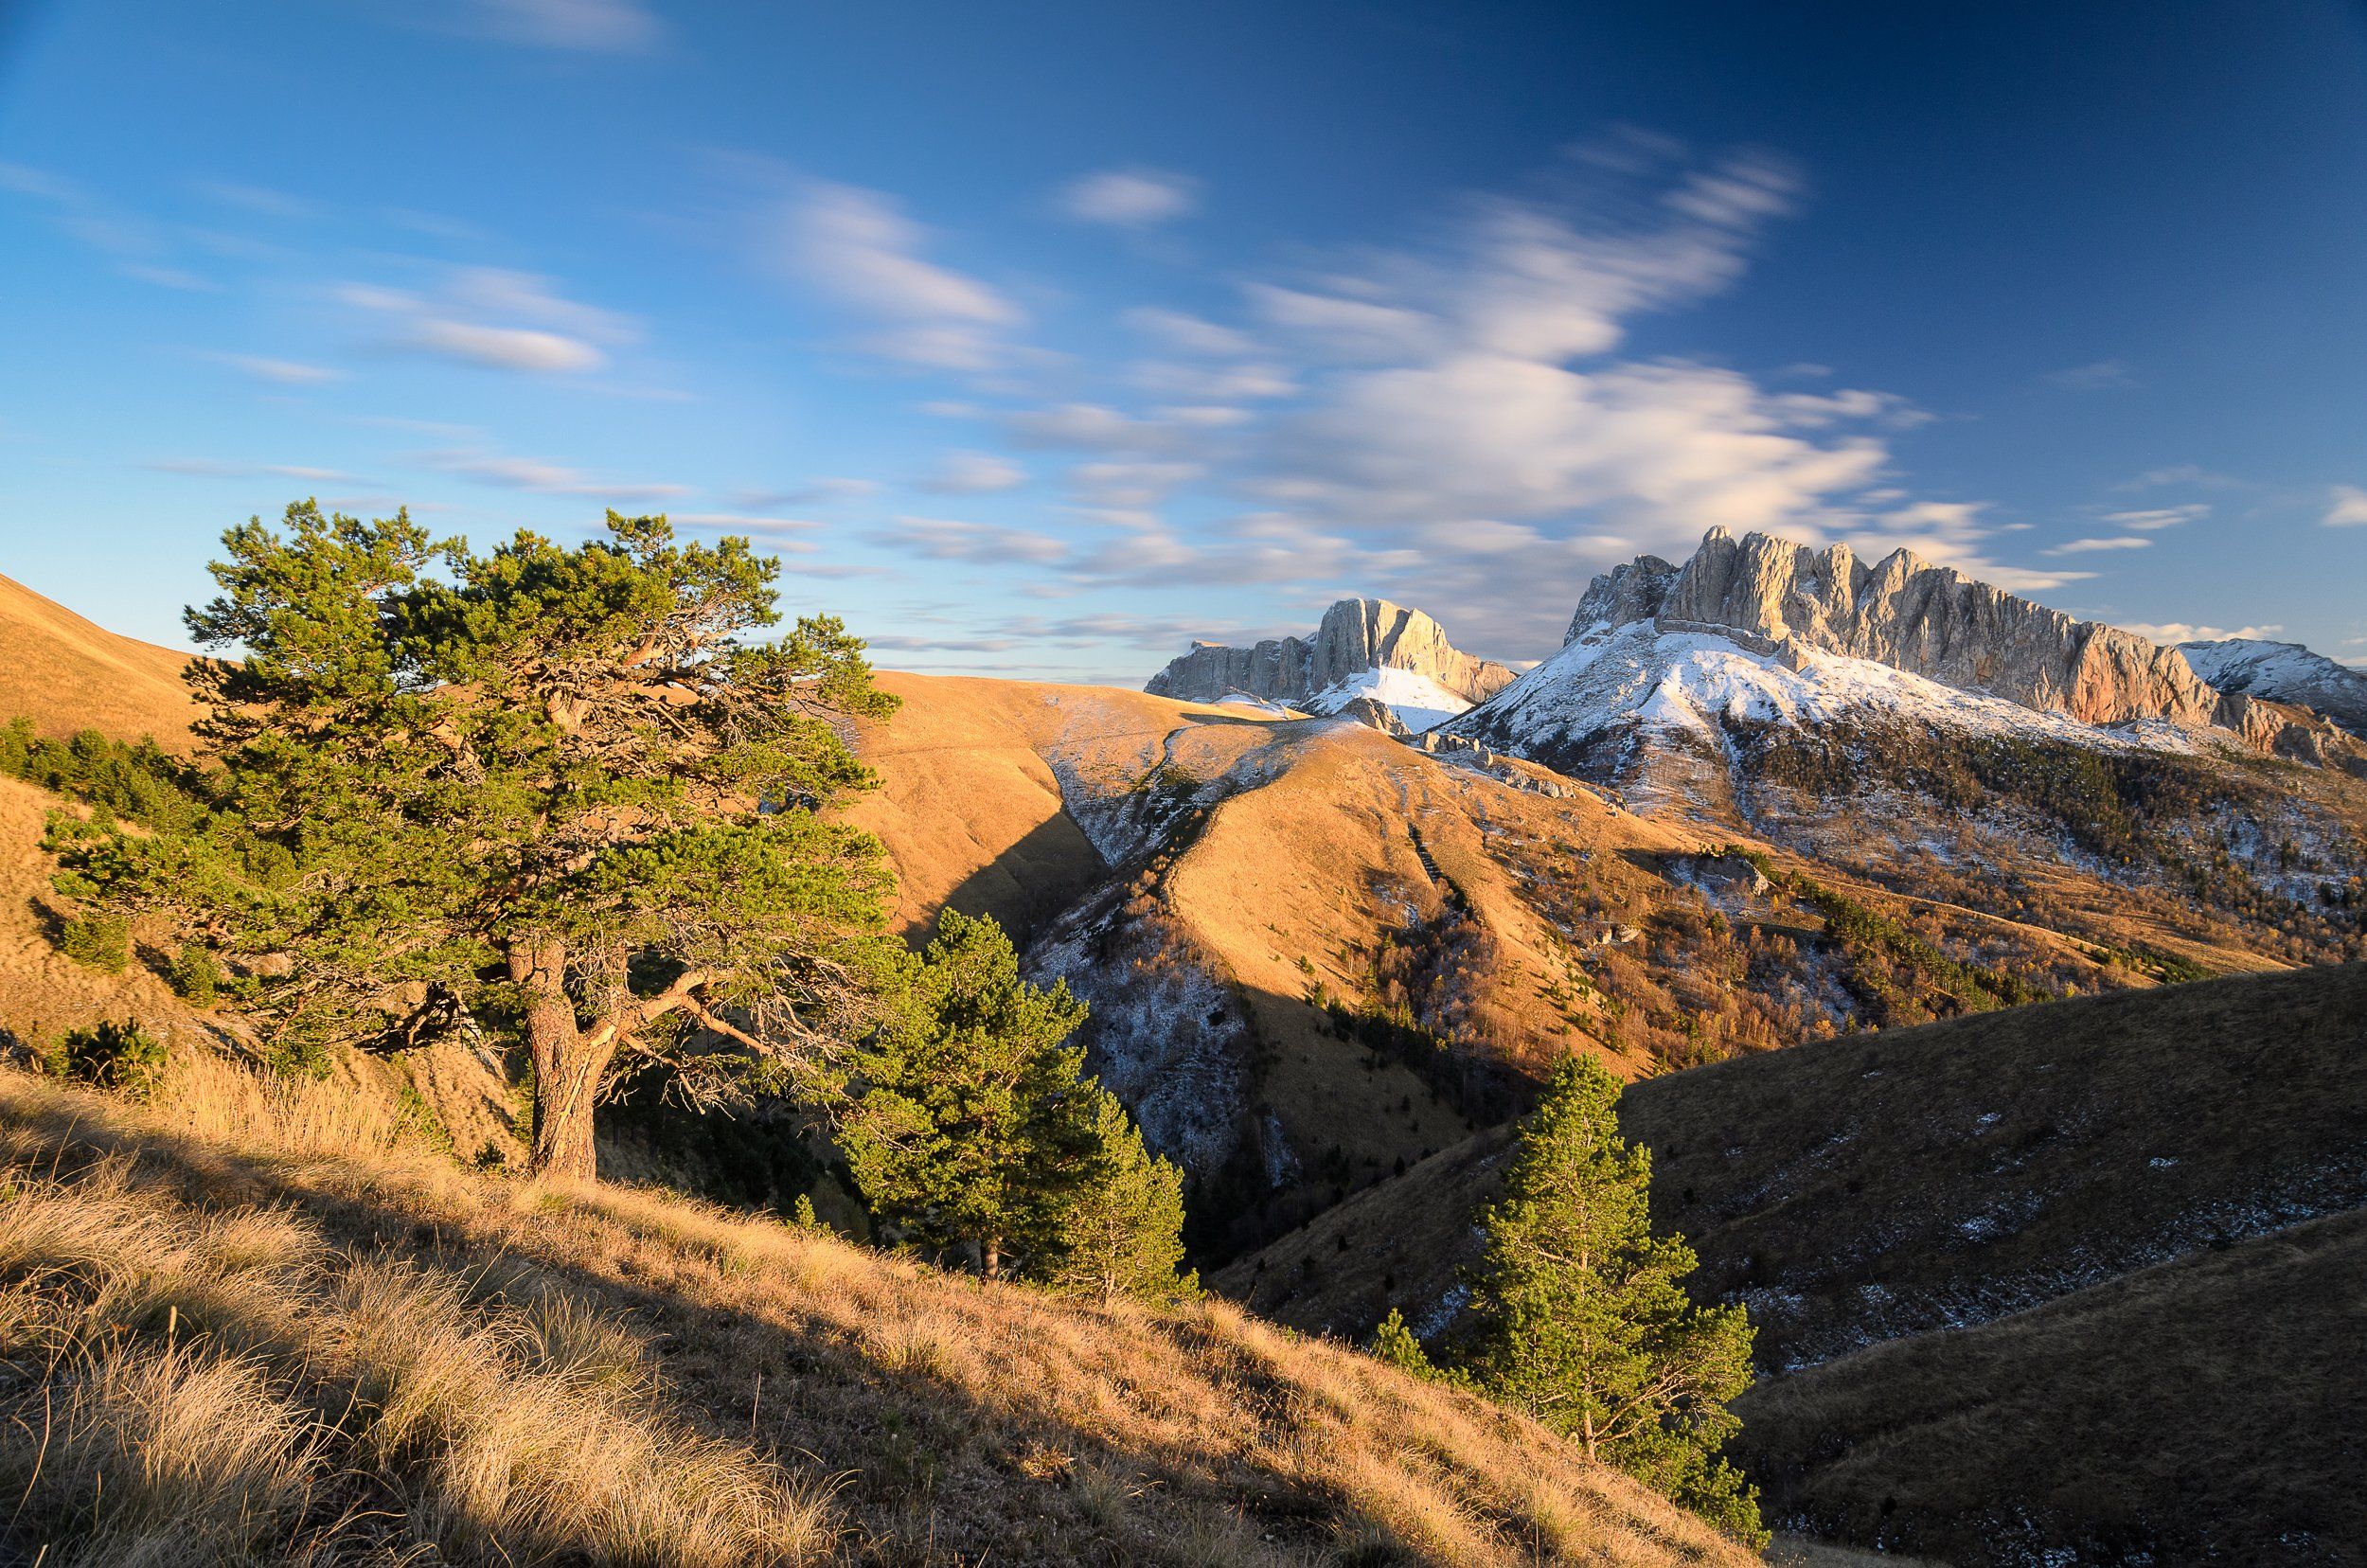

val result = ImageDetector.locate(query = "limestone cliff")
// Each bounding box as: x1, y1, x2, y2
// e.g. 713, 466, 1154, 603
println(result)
1568, 526, 2224, 728
1147, 598, 1514, 718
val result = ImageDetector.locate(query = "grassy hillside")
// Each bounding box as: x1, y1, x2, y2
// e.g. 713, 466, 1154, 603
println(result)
0, 571, 197, 752
1220, 963, 2367, 1359
1737, 1206, 2367, 1564
1220, 964, 2367, 1562
0, 1068, 1756, 1568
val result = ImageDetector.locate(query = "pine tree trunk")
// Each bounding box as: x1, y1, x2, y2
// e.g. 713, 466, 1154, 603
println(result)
511, 936, 613, 1182
982, 1236, 1002, 1281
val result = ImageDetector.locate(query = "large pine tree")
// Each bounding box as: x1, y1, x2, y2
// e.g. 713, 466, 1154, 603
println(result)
1461, 1056, 1765, 1544
835, 909, 1191, 1297
64, 503, 902, 1179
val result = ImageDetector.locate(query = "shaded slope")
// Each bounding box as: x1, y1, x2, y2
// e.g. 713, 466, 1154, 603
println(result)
0, 571, 198, 751
1736, 1206, 2367, 1565
0, 1069, 1759, 1568
1219, 964, 2367, 1370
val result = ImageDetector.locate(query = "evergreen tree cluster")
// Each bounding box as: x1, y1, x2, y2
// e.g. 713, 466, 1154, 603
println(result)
42, 501, 1195, 1306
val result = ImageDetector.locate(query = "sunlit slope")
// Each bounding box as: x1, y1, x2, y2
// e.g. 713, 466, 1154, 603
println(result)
0, 1068, 1761, 1568
0, 571, 198, 751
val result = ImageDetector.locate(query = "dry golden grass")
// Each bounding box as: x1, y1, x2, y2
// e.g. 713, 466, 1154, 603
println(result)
0, 570, 198, 751
0, 1068, 1756, 1567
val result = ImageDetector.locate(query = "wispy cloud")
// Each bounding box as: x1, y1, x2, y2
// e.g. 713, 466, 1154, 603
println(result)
881, 516, 1068, 563
2116, 464, 2240, 490
2100, 505, 2206, 530
2121, 621, 2282, 645
419, 447, 685, 501
145, 457, 359, 483
2324, 485, 2367, 527
918, 451, 1027, 494
770, 180, 1020, 369
1057, 168, 1201, 228
2045, 359, 2138, 392
339, 266, 638, 375
2046, 535, 2154, 555
205, 352, 345, 386
442, 0, 662, 52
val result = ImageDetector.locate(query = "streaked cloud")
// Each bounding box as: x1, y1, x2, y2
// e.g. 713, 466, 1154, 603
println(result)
2100, 505, 2207, 530
919, 451, 1028, 494
2046, 359, 2138, 392
2046, 535, 2154, 555
771, 180, 1020, 369
340, 266, 638, 375
205, 353, 346, 386
418, 447, 685, 501
445, 0, 662, 52
2122, 620, 2283, 645
881, 516, 1069, 563
1058, 168, 1201, 227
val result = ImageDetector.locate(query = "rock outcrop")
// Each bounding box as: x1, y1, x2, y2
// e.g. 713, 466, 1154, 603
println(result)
2180, 638, 2367, 740
1148, 598, 1514, 715
1568, 526, 2224, 728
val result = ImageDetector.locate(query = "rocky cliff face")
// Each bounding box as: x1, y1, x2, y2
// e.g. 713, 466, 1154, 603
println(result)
1568, 526, 2225, 728
1148, 598, 1514, 713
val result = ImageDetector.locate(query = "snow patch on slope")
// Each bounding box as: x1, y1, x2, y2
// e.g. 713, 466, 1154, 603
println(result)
1305, 667, 1475, 733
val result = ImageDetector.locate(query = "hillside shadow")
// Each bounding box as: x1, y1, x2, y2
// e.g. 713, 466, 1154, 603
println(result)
0, 1095, 1407, 1566
917, 811, 1107, 946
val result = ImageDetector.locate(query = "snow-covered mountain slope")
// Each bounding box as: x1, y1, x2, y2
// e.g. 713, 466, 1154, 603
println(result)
1303, 665, 1477, 733
2180, 636, 2367, 739
1448, 619, 2179, 775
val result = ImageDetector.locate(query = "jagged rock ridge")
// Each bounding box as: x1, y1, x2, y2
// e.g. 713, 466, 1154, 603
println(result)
1147, 597, 1514, 732
1566, 526, 2222, 728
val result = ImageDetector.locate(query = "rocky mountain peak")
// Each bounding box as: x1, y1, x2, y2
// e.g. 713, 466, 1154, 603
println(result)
1146, 597, 1515, 729
1568, 526, 2225, 729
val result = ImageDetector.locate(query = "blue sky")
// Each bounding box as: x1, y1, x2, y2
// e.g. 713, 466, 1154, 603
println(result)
4, 0, 2365, 680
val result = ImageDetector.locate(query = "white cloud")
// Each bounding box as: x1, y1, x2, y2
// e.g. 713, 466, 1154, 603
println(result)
2100, 505, 2207, 530
342, 266, 636, 376
2046, 535, 2154, 555
404, 319, 605, 373
919, 451, 1027, 494
667, 513, 824, 536
1123, 306, 1256, 356
206, 353, 344, 386
450, 0, 661, 52
2046, 360, 2138, 392
146, 458, 358, 483
2119, 621, 2283, 646
773, 181, 1019, 368
1059, 169, 1201, 228
999, 402, 1179, 452
733, 478, 878, 508
419, 448, 685, 501
2117, 464, 2240, 490
2324, 485, 2367, 527
881, 516, 1068, 564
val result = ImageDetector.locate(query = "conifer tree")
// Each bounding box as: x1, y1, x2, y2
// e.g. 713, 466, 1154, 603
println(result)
1462, 1056, 1765, 1545
61, 502, 901, 1179
835, 909, 1189, 1297
1045, 1089, 1196, 1304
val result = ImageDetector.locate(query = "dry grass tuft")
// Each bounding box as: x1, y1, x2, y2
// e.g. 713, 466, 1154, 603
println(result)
0, 1068, 1754, 1566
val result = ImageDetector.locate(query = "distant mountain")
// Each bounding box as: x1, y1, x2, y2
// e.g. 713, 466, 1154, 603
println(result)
1450, 526, 2358, 773
1146, 597, 1514, 733
2180, 635, 2367, 739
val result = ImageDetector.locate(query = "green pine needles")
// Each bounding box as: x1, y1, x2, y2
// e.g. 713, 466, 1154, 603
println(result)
56, 502, 904, 1178
832, 909, 1194, 1302
1374, 1056, 1766, 1545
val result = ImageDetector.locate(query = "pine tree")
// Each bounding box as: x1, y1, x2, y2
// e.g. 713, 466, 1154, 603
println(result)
58, 503, 902, 1179
835, 909, 1190, 1298
1044, 1089, 1196, 1304
1369, 1308, 1436, 1379
1461, 1056, 1765, 1545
